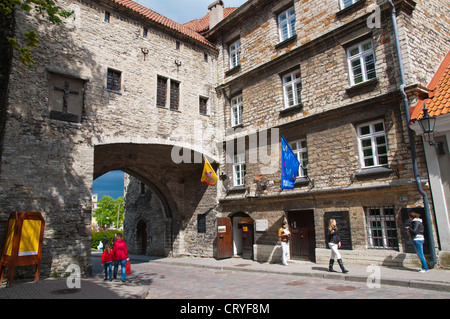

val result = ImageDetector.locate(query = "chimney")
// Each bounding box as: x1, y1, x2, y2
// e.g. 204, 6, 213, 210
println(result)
208, 0, 224, 29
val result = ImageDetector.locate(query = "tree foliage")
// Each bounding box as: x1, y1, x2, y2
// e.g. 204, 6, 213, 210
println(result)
93, 196, 124, 230
2, 0, 74, 68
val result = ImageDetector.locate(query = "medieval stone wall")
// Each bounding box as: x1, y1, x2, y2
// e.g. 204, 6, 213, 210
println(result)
0, 0, 220, 274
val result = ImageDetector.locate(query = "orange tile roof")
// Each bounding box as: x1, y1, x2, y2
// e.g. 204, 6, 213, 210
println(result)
108, 0, 216, 49
410, 50, 450, 121
184, 7, 238, 33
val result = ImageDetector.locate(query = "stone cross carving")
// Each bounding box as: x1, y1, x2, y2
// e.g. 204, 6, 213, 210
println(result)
50, 81, 80, 123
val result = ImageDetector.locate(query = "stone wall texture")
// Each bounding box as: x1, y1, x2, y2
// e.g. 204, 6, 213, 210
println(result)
1, 0, 449, 275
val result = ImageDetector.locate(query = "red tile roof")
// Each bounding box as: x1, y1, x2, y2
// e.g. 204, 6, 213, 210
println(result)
108, 0, 216, 49
410, 50, 450, 121
184, 7, 238, 33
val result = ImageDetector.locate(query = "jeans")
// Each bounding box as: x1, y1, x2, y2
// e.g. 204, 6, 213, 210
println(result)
103, 261, 112, 280
413, 240, 428, 270
113, 259, 127, 280
281, 241, 289, 265
328, 243, 341, 260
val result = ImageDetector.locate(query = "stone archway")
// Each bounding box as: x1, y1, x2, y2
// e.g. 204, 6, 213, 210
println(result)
94, 143, 219, 258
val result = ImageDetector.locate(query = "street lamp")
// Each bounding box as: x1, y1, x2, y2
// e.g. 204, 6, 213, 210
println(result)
418, 107, 445, 154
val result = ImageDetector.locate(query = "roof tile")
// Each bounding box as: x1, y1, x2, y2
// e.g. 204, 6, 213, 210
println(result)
411, 50, 450, 121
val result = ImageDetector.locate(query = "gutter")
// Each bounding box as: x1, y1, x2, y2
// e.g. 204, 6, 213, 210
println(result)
388, 0, 437, 266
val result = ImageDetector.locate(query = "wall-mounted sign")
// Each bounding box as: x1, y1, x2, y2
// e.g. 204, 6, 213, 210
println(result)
255, 219, 268, 232
218, 225, 227, 233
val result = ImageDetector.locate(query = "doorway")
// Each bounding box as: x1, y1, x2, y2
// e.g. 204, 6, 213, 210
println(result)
136, 220, 147, 255
231, 213, 254, 260
288, 210, 315, 261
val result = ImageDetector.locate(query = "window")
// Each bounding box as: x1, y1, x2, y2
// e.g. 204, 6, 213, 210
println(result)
107, 68, 121, 92
104, 11, 110, 23
199, 97, 208, 115
340, 0, 360, 9
357, 120, 388, 168
347, 40, 376, 86
197, 214, 206, 233
290, 139, 308, 178
365, 207, 398, 249
278, 7, 296, 42
143, 27, 148, 38
170, 80, 180, 110
229, 40, 241, 69
231, 95, 243, 127
233, 153, 246, 186
176, 41, 180, 50
282, 70, 302, 108
156, 76, 167, 108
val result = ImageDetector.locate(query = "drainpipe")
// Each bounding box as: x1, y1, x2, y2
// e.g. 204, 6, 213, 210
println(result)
388, 0, 437, 266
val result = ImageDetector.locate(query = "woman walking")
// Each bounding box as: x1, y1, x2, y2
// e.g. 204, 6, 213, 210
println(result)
406, 211, 429, 273
113, 233, 130, 282
327, 219, 348, 273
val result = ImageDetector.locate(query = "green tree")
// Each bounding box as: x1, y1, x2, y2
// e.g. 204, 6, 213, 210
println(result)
93, 196, 124, 230
1, 0, 74, 68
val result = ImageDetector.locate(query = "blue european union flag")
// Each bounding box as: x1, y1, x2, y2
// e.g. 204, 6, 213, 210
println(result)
281, 135, 300, 189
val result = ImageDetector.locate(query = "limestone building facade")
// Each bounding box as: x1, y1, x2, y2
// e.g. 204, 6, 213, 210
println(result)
1, 0, 449, 276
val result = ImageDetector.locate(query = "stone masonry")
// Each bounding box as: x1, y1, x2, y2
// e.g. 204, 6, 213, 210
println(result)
1, 0, 449, 277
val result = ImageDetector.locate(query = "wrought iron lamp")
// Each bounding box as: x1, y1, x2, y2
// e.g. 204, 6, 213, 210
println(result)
418, 107, 445, 154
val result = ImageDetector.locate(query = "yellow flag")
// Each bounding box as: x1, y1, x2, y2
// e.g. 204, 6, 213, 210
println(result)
201, 157, 218, 186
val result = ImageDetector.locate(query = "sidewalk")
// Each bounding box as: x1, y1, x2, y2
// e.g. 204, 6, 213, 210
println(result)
146, 255, 450, 292
0, 254, 449, 299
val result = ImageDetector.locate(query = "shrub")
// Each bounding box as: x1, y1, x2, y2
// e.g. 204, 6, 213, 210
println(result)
91, 230, 122, 249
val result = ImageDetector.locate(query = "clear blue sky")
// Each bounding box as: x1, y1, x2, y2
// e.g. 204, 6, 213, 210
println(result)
93, 1, 248, 200
138, 0, 248, 24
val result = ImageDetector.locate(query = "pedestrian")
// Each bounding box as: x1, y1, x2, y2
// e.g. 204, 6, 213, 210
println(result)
102, 236, 108, 249
101, 243, 114, 281
278, 221, 290, 266
97, 240, 103, 253
406, 211, 429, 273
327, 218, 348, 273
113, 233, 129, 282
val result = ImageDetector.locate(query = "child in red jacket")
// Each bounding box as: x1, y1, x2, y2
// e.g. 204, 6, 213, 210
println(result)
101, 243, 114, 281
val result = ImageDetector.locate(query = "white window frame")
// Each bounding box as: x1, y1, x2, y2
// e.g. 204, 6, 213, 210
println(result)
278, 7, 296, 42
340, 0, 360, 10
365, 207, 399, 250
229, 40, 241, 69
347, 39, 376, 86
282, 70, 302, 109
231, 95, 243, 127
233, 154, 246, 187
290, 139, 308, 178
357, 120, 388, 168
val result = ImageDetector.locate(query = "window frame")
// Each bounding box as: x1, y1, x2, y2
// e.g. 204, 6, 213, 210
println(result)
231, 95, 243, 127
339, 0, 360, 10
106, 68, 121, 93
233, 153, 246, 187
357, 120, 388, 169
199, 96, 209, 116
229, 40, 241, 69
278, 7, 296, 42
156, 75, 168, 108
282, 69, 302, 109
346, 39, 376, 86
169, 80, 180, 111
365, 206, 399, 250
290, 139, 308, 178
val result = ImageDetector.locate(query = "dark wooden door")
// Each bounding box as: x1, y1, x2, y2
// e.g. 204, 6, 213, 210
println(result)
216, 217, 232, 259
241, 223, 254, 260
288, 211, 315, 261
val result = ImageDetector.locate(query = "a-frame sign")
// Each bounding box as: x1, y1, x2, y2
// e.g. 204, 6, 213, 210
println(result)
0, 212, 45, 287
